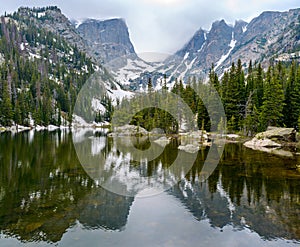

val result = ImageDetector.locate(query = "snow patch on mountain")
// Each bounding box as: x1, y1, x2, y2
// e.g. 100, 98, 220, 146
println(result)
37, 12, 46, 18
20, 43, 25, 51
113, 58, 159, 85
91, 98, 106, 113
215, 32, 236, 70
106, 83, 134, 103
183, 52, 189, 60
179, 57, 197, 80
197, 42, 205, 53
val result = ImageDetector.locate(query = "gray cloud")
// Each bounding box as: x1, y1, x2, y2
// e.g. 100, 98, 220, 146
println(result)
1, 0, 299, 53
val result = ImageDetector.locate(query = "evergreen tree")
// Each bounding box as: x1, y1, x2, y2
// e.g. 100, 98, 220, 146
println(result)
260, 67, 285, 128
197, 98, 210, 131
245, 60, 254, 98
13, 99, 21, 125
1, 80, 13, 126
243, 91, 259, 136
209, 63, 220, 94
254, 63, 264, 109
221, 63, 240, 131
283, 61, 300, 128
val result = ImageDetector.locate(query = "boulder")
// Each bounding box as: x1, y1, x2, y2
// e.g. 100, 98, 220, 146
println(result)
256, 127, 296, 142
178, 144, 200, 153
150, 128, 165, 135
180, 130, 208, 140
109, 124, 148, 137
244, 137, 281, 148
153, 136, 170, 146
243, 127, 297, 157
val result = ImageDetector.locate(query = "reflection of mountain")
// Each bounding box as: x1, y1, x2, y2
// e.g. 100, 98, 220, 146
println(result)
169, 144, 300, 240
0, 132, 299, 244
73, 129, 196, 197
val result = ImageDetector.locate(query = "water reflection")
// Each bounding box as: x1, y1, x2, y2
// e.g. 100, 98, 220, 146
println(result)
0, 130, 299, 245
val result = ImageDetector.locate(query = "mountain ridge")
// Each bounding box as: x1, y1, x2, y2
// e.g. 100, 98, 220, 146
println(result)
14, 6, 300, 87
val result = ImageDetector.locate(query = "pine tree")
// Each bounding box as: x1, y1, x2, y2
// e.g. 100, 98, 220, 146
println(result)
243, 91, 259, 136
1, 80, 13, 126
260, 67, 285, 128
209, 63, 220, 94
42, 83, 52, 126
197, 98, 210, 131
222, 63, 240, 131
283, 61, 300, 128
13, 99, 21, 125
245, 60, 254, 98
254, 63, 264, 109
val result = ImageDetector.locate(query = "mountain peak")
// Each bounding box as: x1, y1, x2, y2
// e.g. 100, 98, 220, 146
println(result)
77, 17, 136, 63
175, 28, 206, 58
234, 20, 247, 27
211, 19, 229, 28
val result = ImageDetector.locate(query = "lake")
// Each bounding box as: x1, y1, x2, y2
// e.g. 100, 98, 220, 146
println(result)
0, 129, 299, 247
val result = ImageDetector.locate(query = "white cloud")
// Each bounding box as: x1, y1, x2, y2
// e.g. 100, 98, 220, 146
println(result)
0, 0, 299, 53
143, 0, 187, 6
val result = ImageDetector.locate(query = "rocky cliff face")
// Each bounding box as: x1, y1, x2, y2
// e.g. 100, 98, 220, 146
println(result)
16, 7, 89, 57
77, 18, 136, 64
132, 8, 297, 87
105, 8, 300, 89
16, 7, 138, 67
222, 9, 300, 72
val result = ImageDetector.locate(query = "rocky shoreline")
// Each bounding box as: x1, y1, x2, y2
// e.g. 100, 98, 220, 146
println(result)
243, 127, 299, 157
107, 125, 300, 157
2, 123, 299, 158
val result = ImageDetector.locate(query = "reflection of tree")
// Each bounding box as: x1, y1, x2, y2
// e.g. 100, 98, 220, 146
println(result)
170, 143, 300, 240
0, 131, 134, 243
0, 132, 299, 244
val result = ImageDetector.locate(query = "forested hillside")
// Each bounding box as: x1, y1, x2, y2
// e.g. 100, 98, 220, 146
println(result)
0, 7, 96, 127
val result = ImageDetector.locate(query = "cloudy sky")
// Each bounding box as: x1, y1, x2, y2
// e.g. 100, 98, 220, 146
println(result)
1, 1, 299, 54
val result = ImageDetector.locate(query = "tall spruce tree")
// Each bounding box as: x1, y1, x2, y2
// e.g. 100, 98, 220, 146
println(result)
260, 67, 285, 128
283, 61, 300, 128
1, 80, 13, 126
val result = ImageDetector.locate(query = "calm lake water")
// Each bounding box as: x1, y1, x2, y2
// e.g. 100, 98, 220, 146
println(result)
0, 129, 299, 247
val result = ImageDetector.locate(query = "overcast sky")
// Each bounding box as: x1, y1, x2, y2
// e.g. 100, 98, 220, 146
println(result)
1, 1, 299, 54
